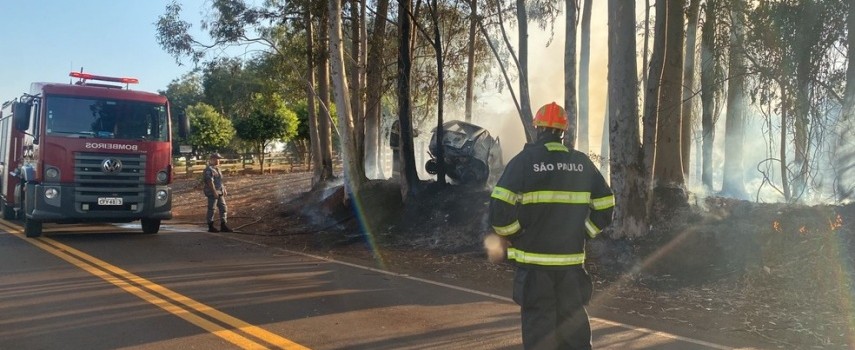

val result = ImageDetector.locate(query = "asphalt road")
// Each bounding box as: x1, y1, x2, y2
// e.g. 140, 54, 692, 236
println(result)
0, 221, 759, 349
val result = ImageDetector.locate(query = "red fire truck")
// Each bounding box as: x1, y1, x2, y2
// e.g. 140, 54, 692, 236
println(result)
0, 72, 177, 237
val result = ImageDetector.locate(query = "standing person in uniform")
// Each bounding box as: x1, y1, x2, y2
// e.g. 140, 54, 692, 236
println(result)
487, 102, 614, 350
204, 153, 233, 233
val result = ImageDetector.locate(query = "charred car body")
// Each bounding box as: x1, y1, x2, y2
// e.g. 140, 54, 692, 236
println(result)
425, 120, 503, 185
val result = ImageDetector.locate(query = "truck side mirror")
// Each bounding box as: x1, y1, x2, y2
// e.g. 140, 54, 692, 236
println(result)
178, 114, 190, 139
13, 102, 30, 131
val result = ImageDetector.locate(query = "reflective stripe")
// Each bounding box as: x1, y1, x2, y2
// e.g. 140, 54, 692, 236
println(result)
491, 186, 519, 205
521, 191, 590, 205
493, 220, 521, 236
585, 218, 601, 238
591, 195, 615, 210
507, 248, 585, 266
544, 142, 569, 152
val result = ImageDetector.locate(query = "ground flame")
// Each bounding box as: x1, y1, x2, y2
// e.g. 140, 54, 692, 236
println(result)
830, 214, 843, 231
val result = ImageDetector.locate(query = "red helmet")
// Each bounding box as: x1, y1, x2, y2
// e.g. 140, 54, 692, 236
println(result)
533, 102, 568, 130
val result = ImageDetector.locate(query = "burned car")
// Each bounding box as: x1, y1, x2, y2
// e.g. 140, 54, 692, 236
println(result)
425, 120, 503, 185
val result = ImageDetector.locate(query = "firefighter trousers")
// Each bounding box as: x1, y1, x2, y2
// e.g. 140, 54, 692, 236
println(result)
513, 266, 593, 350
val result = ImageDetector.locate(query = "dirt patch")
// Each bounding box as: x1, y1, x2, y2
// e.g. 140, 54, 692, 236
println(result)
171, 172, 855, 349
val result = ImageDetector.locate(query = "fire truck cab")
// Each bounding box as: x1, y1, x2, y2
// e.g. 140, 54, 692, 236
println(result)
0, 72, 175, 237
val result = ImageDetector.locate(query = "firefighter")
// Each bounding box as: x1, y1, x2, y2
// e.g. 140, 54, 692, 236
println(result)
488, 102, 614, 349
204, 153, 233, 233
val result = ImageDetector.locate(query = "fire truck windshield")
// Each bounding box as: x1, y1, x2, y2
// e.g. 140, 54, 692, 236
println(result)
45, 95, 169, 141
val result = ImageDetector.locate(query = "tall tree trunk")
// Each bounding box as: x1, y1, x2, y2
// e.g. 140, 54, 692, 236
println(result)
516, 0, 535, 140
350, 0, 367, 182
430, 0, 447, 185
653, 0, 687, 209
680, 0, 700, 180
364, 0, 389, 179
329, 0, 363, 194
465, 0, 477, 122
306, 9, 323, 187
792, 2, 819, 201
700, 0, 717, 191
781, 88, 791, 201
397, 0, 420, 199
578, 0, 593, 153
564, 0, 578, 149
642, 0, 666, 192
642, 0, 651, 90
600, 98, 610, 175
721, 0, 747, 198
608, 0, 648, 239
835, 0, 855, 201
318, 9, 336, 182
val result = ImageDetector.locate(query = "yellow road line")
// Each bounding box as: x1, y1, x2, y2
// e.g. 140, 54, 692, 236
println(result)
0, 221, 309, 350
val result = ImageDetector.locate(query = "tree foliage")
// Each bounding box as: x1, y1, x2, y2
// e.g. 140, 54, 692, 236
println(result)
742, 0, 847, 201
234, 94, 299, 172
186, 102, 235, 154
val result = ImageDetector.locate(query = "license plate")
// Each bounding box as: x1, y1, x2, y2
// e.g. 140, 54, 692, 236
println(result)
97, 197, 123, 206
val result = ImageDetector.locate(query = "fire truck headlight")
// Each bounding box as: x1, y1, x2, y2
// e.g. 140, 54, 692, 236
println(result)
45, 188, 59, 199
155, 190, 169, 207
156, 171, 168, 184
45, 167, 60, 181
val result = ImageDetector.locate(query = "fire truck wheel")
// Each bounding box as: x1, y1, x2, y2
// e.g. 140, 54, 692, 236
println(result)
24, 218, 42, 238
141, 219, 161, 234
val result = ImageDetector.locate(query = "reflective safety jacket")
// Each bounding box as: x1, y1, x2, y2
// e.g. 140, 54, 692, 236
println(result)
489, 138, 614, 269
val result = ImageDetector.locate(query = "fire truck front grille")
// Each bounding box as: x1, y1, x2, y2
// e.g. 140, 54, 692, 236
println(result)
74, 153, 146, 208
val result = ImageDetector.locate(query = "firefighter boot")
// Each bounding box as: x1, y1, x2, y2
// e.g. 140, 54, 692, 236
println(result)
220, 220, 233, 233
208, 222, 219, 233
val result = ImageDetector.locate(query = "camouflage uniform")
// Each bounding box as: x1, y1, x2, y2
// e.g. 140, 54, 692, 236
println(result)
204, 153, 232, 232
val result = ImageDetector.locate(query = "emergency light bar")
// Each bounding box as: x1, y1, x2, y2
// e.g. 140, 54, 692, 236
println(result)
69, 72, 139, 84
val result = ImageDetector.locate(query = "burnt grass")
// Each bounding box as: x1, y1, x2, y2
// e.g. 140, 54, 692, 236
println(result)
173, 173, 855, 349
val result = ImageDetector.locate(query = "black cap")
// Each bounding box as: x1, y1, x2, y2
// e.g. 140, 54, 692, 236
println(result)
209, 153, 223, 159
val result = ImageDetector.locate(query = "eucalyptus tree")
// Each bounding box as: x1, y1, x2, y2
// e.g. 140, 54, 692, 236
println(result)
469, 0, 562, 143
681, 0, 701, 179
465, 0, 478, 122
721, 0, 748, 199
564, 0, 578, 149
699, 0, 724, 191
407, 1, 490, 122
642, 0, 666, 183
835, 0, 855, 201
742, 0, 846, 201
329, 0, 365, 194
653, 0, 688, 210
578, 0, 593, 154
397, 0, 421, 198
608, 0, 647, 238
516, 0, 535, 141
364, 0, 391, 179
